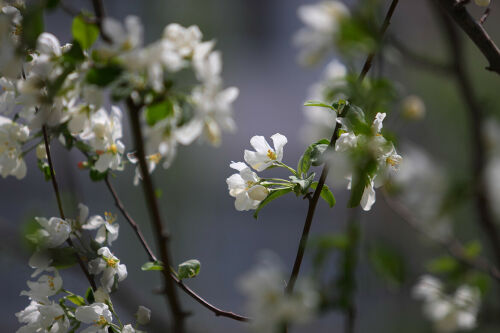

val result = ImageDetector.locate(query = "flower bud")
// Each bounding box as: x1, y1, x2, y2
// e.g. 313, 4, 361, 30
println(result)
474, 0, 490, 6
401, 95, 425, 120
36, 144, 47, 160
136, 305, 151, 325
248, 185, 269, 201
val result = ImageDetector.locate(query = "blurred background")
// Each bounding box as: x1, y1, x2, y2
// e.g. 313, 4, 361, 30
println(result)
2, 0, 500, 331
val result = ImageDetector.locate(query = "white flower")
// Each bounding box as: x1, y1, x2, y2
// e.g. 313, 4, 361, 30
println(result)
181, 84, 239, 146
20, 269, 63, 303
0, 116, 29, 179
102, 15, 143, 53
239, 253, 318, 332
35, 216, 71, 248
0, 77, 17, 115
0, 11, 22, 78
75, 303, 113, 333
37, 32, 62, 57
226, 162, 269, 211
401, 95, 426, 120
88, 247, 127, 292
82, 212, 120, 246
163, 23, 202, 59
93, 287, 111, 304
135, 305, 151, 325
193, 41, 221, 85
81, 106, 125, 173
122, 324, 144, 333
16, 301, 69, 333
244, 133, 288, 172
413, 276, 480, 333
127, 152, 161, 186
144, 117, 178, 169
28, 250, 52, 278
294, 1, 350, 65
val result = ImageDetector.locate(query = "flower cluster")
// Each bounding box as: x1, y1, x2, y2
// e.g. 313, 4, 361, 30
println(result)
294, 1, 350, 65
413, 275, 480, 332
238, 253, 318, 332
16, 203, 149, 332
226, 133, 288, 211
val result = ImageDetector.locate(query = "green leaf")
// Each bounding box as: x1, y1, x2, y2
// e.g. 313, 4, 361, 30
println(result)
48, 247, 78, 269
178, 259, 201, 279
145, 100, 174, 126
85, 287, 95, 304
141, 261, 164, 271
66, 294, 86, 306
89, 169, 107, 182
304, 100, 336, 110
86, 65, 123, 87
37, 160, 52, 181
368, 243, 405, 287
297, 139, 330, 176
464, 240, 482, 259
72, 15, 99, 50
253, 188, 293, 219
427, 256, 459, 274
310, 182, 336, 207
62, 42, 85, 64
290, 173, 315, 195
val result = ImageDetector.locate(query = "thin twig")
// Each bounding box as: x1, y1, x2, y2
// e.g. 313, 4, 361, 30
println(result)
436, 0, 500, 75
479, 6, 491, 25
431, 0, 500, 279
103, 177, 250, 322
285, 0, 400, 295
42, 126, 97, 291
383, 192, 500, 281
127, 98, 186, 333
90, 0, 112, 43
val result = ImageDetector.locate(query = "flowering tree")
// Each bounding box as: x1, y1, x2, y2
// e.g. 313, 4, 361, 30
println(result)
2, 0, 500, 332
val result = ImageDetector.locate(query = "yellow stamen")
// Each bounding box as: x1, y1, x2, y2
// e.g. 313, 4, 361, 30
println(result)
386, 156, 400, 167
148, 153, 161, 164
95, 315, 108, 327
48, 276, 55, 290
104, 211, 117, 224
267, 149, 277, 160
104, 257, 119, 268
109, 144, 118, 155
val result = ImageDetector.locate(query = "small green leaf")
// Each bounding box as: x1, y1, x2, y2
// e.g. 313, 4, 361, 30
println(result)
141, 261, 164, 271
297, 139, 330, 176
85, 287, 95, 304
464, 240, 482, 259
89, 169, 107, 182
145, 100, 174, 126
427, 256, 459, 274
86, 65, 123, 87
290, 173, 315, 195
72, 15, 99, 50
21, 5, 44, 49
304, 100, 336, 110
62, 41, 85, 64
178, 259, 201, 279
253, 188, 293, 219
66, 294, 86, 306
368, 243, 405, 287
311, 182, 336, 207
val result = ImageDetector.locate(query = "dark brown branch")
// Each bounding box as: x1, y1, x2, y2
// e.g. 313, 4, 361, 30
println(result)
436, 0, 500, 75
285, 0, 400, 294
383, 193, 500, 282
431, 1, 500, 279
90, 0, 112, 43
127, 98, 186, 333
42, 126, 97, 291
480, 6, 491, 25
103, 177, 250, 322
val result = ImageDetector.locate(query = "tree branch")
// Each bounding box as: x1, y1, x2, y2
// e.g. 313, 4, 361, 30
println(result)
383, 192, 500, 282
127, 98, 186, 332
42, 126, 97, 291
103, 177, 250, 322
285, 0, 400, 294
430, 0, 500, 279
436, 0, 500, 75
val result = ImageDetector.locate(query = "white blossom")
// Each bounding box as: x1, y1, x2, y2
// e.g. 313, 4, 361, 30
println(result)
226, 162, 269, 211
20, 269, 63, 303
88, 247, 127, 292
294, 1, 350, 65
0, 115, 29, 179
239, 253, 318, 332
16, 301, 69, 333
135, 305, 151, 325
82, 211, 120, 246
244, 133, 288, 172
413, 275, 480, 332
102, 15, 143, 54
35, 216, 71, 248
75, 303, 113, 333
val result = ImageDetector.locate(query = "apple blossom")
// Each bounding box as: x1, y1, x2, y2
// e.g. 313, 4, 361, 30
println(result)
0, 115, 29, 179
88, 247, 127, 292
16, 301, 69, 333
82, 211, 120, 246
75, 303, 113, 333
226, 162, 269, 211
244, 133, 288, 172
20, 269, 63, 303
135, 305, 151, 325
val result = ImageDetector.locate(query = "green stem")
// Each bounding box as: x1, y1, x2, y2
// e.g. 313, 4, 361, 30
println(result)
275, 162, 297, 176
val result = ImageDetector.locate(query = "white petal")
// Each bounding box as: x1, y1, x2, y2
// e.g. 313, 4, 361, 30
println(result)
271, 133, 287, 162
